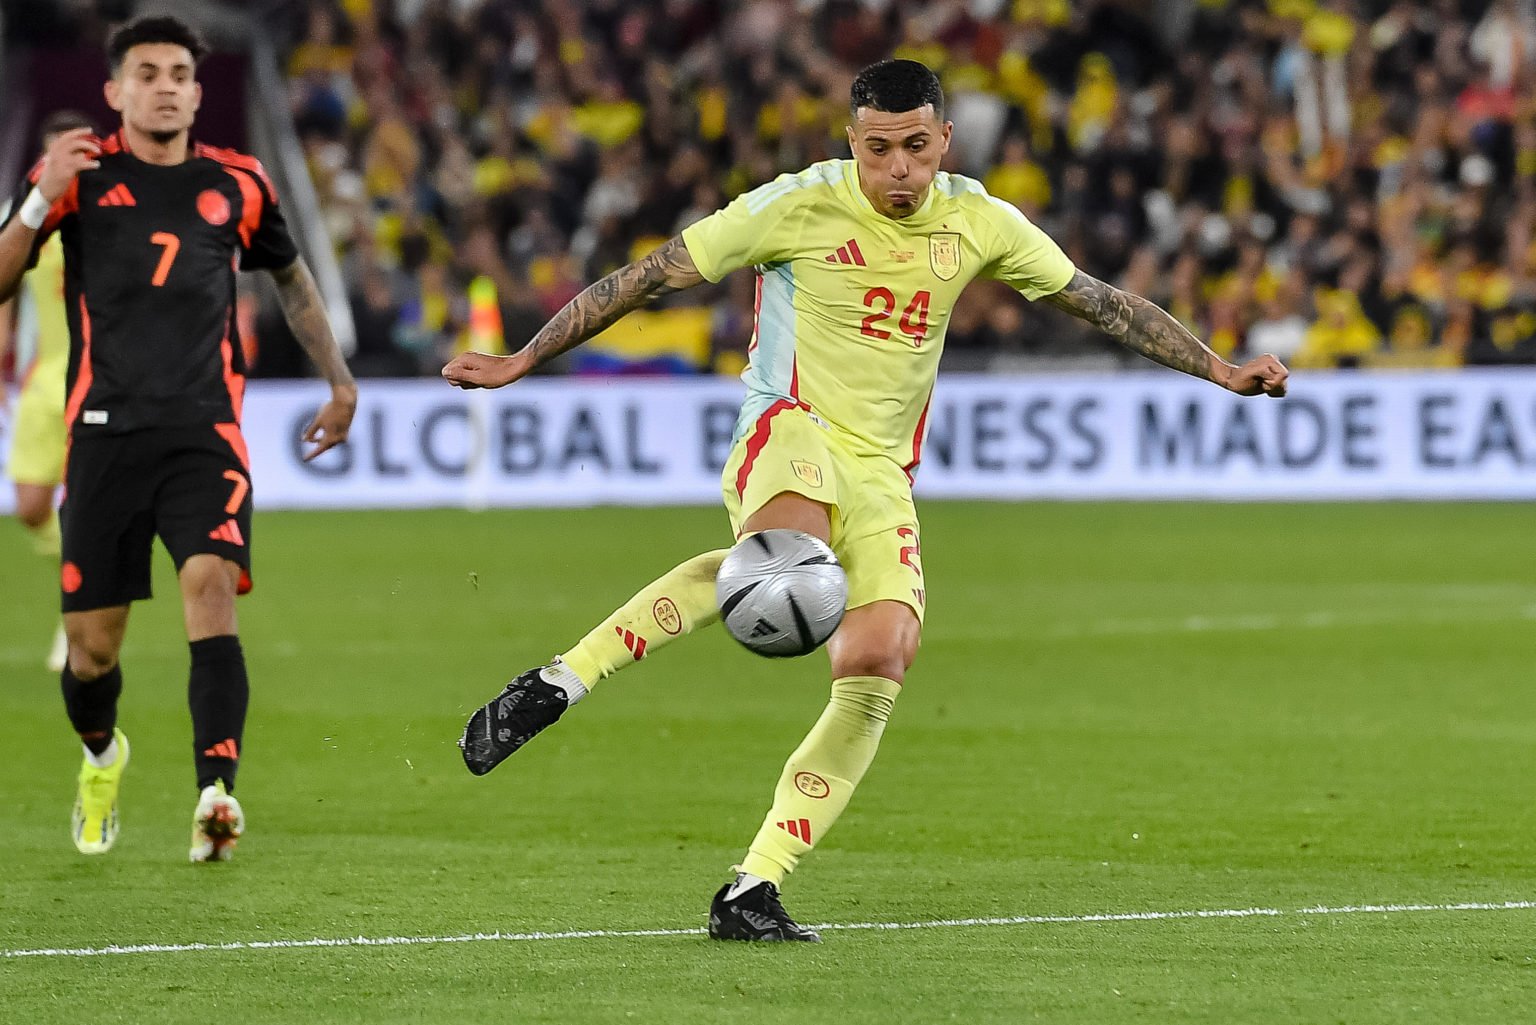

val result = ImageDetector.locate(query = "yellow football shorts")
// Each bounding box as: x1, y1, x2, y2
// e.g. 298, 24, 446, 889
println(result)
7, 371, 66, 486
721, 402, 925, 622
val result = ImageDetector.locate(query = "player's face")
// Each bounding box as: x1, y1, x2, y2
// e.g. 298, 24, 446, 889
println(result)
847, 105, 952, 220
105, 43, 202, 142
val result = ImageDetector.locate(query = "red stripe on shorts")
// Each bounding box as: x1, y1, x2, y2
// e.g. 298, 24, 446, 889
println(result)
734, 399, 798, 500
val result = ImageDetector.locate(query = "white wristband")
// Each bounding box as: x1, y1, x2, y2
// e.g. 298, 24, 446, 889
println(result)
18, 188, 52, 231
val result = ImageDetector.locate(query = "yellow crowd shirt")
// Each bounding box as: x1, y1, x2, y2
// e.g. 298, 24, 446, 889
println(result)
682, 159, 1074, 476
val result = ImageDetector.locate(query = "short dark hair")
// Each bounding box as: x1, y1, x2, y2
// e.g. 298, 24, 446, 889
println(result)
107, 15, 208, 73
40, 109, 94, 142
849, 59, 944, 119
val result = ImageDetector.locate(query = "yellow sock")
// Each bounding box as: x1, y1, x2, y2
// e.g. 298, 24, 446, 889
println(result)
738, 675, 901, 885
557, 550, 726, 689
27, 511, 61, 558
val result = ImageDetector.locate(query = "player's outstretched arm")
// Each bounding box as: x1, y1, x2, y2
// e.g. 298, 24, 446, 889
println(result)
269, 258, 358, 460
442, 235, 705, 389
1043, 270, 1288, 397
0, 129, 99, 303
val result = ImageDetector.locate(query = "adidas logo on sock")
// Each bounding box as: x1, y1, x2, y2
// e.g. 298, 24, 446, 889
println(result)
613, 625, 647, 659
776, 818, 812, 843
202, 738, 239, 759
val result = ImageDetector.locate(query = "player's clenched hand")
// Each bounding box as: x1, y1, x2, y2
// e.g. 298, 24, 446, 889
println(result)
301, 387, 357, 462
1221, 354, 1289, 398
441, 351, 528, 390
37, 129, 100, 202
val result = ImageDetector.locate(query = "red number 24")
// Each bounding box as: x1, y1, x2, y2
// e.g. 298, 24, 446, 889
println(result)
861, 288, 931, 346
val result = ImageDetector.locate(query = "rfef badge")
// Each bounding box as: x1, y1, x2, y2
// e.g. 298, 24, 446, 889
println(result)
929, 232, 960, 280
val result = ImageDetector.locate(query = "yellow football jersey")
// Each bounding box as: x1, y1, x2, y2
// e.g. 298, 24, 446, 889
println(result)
15, 234, 68, 390
682, 159, 1074, 474
7, 235, 68, 485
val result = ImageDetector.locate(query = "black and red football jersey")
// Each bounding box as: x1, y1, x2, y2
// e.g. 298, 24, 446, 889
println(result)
2, 128, 299, 435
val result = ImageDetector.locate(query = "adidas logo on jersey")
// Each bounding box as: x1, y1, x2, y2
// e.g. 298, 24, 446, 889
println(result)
97, 184, 136, 207
824, 239, 867, 266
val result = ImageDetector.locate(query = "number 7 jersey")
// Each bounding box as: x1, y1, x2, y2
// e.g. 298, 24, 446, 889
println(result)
2, 129, 298, 436
682, 159, 1074, 476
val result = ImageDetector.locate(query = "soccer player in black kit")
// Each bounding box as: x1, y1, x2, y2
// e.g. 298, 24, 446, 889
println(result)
0, 16, 357, 860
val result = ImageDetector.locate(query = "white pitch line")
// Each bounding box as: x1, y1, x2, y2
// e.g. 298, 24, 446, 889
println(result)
5, 900, 1533, 960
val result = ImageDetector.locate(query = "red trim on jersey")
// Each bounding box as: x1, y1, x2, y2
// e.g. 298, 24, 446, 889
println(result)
41, 179, 79, 235
747, 272, 763, 354
846, 238, 866, 266
734, 399, 797, 500
63, 296, 93, 431
902, 388, 934, 483
789, 357, 799, 400
214, 423, 251, 473
221, 166, 263, 248
219, 336, 246, 421
100, 130, 126, 154
196, 144, 278, 202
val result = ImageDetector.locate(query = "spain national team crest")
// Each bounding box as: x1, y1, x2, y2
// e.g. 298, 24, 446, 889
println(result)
794, 772, 830, 799
791, 460, 823, 488
929, 232, 961, 281
652, 597, 683, 635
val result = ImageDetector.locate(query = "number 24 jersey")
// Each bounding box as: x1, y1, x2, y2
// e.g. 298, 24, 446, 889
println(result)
682, 158, 1074, 476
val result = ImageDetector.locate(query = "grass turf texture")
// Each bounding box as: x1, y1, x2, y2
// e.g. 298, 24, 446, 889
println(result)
1, 502, 1534, 1023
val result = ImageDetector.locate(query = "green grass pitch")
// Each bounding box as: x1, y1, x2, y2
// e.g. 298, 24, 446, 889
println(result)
2, 502, 1534, 1023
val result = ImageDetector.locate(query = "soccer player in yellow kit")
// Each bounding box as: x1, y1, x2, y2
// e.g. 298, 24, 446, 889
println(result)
445, 60, 1288, 942
2, 112, 93, 672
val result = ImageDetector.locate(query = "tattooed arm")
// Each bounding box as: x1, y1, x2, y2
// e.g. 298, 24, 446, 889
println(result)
443, 236, 706, 390
1043, 270, 1288, 396
270, 259, 358, 460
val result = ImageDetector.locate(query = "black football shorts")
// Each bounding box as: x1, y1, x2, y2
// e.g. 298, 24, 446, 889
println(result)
60, 424, 254, 613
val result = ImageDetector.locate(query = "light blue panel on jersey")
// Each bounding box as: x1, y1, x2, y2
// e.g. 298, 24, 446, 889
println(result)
734, 260, 798, 443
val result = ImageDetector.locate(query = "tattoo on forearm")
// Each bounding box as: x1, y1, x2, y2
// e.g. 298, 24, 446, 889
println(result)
1044, 271, 1220, 381
524, 235, 704, 367
273, 261, 354, 389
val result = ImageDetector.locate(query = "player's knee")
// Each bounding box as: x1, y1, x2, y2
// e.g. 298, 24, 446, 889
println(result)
831, 636, 916, 684
829, 603, 920, 683
15, 495, 51, 530
181, 559, 238, 604
66, 631, 119, 679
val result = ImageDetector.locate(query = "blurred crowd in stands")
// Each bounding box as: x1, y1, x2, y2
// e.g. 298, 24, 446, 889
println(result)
255, 0, 1536, 374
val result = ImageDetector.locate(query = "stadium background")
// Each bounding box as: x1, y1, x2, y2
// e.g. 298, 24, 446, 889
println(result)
7, 0, 1536, 382
3, 3, 1536, 1024
4, 0, 1533, 510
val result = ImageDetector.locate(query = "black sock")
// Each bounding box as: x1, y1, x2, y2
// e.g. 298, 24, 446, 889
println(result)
188, 635, 249, 793
61, 663, 123, 754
